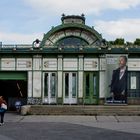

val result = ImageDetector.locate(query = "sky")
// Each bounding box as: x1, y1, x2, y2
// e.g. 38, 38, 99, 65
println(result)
0, 0, 140, 44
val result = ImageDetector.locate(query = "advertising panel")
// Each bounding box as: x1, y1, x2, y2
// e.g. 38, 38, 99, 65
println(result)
105, 55, 128, 104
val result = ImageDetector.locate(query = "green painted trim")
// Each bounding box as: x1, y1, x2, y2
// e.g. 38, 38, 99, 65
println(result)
83, 72, 99, 105
0, 71, 27, 80
1, 47, 140, 54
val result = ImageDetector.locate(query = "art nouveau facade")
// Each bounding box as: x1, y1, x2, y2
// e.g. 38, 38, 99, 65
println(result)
0, 15, 140, 109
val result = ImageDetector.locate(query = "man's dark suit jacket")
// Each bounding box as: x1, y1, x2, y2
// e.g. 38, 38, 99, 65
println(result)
110, 67, 127, 99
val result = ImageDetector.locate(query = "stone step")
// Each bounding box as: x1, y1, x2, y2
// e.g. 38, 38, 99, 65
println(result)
20, 105, 140, 116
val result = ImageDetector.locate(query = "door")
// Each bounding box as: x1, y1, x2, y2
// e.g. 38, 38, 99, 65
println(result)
44, 72, 57, 104
64, 72, 77, 104
84, 72, 99, 104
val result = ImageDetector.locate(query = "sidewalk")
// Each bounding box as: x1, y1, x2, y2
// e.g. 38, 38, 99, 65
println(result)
4, 112, 140, 135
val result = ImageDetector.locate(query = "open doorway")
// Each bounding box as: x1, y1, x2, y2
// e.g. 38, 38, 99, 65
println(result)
0, 80, 27, 111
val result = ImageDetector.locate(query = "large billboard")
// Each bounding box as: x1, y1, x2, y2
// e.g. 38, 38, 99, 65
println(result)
105, 54, 128, 104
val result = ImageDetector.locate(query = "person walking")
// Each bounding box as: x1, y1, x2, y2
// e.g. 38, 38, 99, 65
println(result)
0, 96, 7, 125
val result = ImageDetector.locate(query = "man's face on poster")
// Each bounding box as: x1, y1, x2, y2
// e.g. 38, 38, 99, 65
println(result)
119, 56, 127, 68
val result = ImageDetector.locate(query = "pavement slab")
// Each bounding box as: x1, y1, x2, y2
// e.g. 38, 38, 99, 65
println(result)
1, 122, 140, 140
2, 113, 140, 136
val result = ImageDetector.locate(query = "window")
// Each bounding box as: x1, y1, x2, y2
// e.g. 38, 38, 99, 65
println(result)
72, 73, 76, 97
44, 73, 48, 96
65, 73, 69, 97
127, 72, 140, 97
56, 36, 88, 46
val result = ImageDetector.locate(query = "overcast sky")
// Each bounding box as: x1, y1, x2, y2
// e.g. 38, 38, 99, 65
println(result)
0, 0, 140, 44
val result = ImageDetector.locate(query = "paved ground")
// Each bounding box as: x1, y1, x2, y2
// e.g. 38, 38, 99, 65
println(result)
0, 113, 140, 140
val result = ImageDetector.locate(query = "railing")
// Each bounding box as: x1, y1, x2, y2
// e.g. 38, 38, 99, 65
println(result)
0, 44, 99, 50
0, 44, 100, 48
0, 44, 140, 53
1, 44, 32, 49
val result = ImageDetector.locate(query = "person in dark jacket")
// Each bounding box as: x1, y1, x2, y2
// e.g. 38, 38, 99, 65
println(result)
0, 96, 7, 125
110, 56, 127, 103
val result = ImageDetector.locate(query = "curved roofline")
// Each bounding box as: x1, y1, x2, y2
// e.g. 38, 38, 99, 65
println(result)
40, 23, 102, 47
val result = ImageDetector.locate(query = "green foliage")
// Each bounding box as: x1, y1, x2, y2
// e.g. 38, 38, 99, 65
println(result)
134, 38, 140, 45
114, 38, 125, 45
108, 41, 115, 45
109, 38, 125, 45
108, 38, 140, 46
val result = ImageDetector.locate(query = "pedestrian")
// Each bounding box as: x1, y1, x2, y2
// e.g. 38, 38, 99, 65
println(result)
15, 98, 22, 113
0, 96, 7, 125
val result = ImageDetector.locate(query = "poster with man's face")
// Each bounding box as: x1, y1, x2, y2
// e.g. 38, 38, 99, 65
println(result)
105, 54, 128, 104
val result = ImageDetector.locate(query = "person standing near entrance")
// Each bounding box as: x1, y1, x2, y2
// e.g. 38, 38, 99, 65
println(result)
110, 56, 127, 103
0, 96, 7, 125
15, 97, 22, 113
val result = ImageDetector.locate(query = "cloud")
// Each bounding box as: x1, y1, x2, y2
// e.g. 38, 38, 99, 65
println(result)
1, 18, 140, 44
95, 18, 140, 41
24, 0, 140, 15
0, 32, 43, 44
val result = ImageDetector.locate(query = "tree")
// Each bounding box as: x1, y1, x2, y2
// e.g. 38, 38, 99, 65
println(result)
114, 38, 125, 45
134, 38, 140, 45
108, 41, 115, 45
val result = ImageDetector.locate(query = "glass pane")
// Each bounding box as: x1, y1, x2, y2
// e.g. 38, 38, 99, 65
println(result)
44, 73, 48, 96
128, 72, 140, 97
51, 73, 56, 97
85, 74, 89, 97
72, 73, 76, 97
93, 75, 97, 96
56, 36, 88, 46
65, 73, 69, 97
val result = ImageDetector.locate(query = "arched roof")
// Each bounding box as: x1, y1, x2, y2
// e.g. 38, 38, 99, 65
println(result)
40, 20, 103, 47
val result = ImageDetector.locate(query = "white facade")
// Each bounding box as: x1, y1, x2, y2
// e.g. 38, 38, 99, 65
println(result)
1, 15, 140, 107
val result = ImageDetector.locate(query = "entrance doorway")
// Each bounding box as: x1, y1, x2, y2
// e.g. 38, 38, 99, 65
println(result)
44, 72, 57, 104
0, 80, 27, 110
84, 72, 99, 104
63, 72, 77, 104
0, 71, 27, 110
